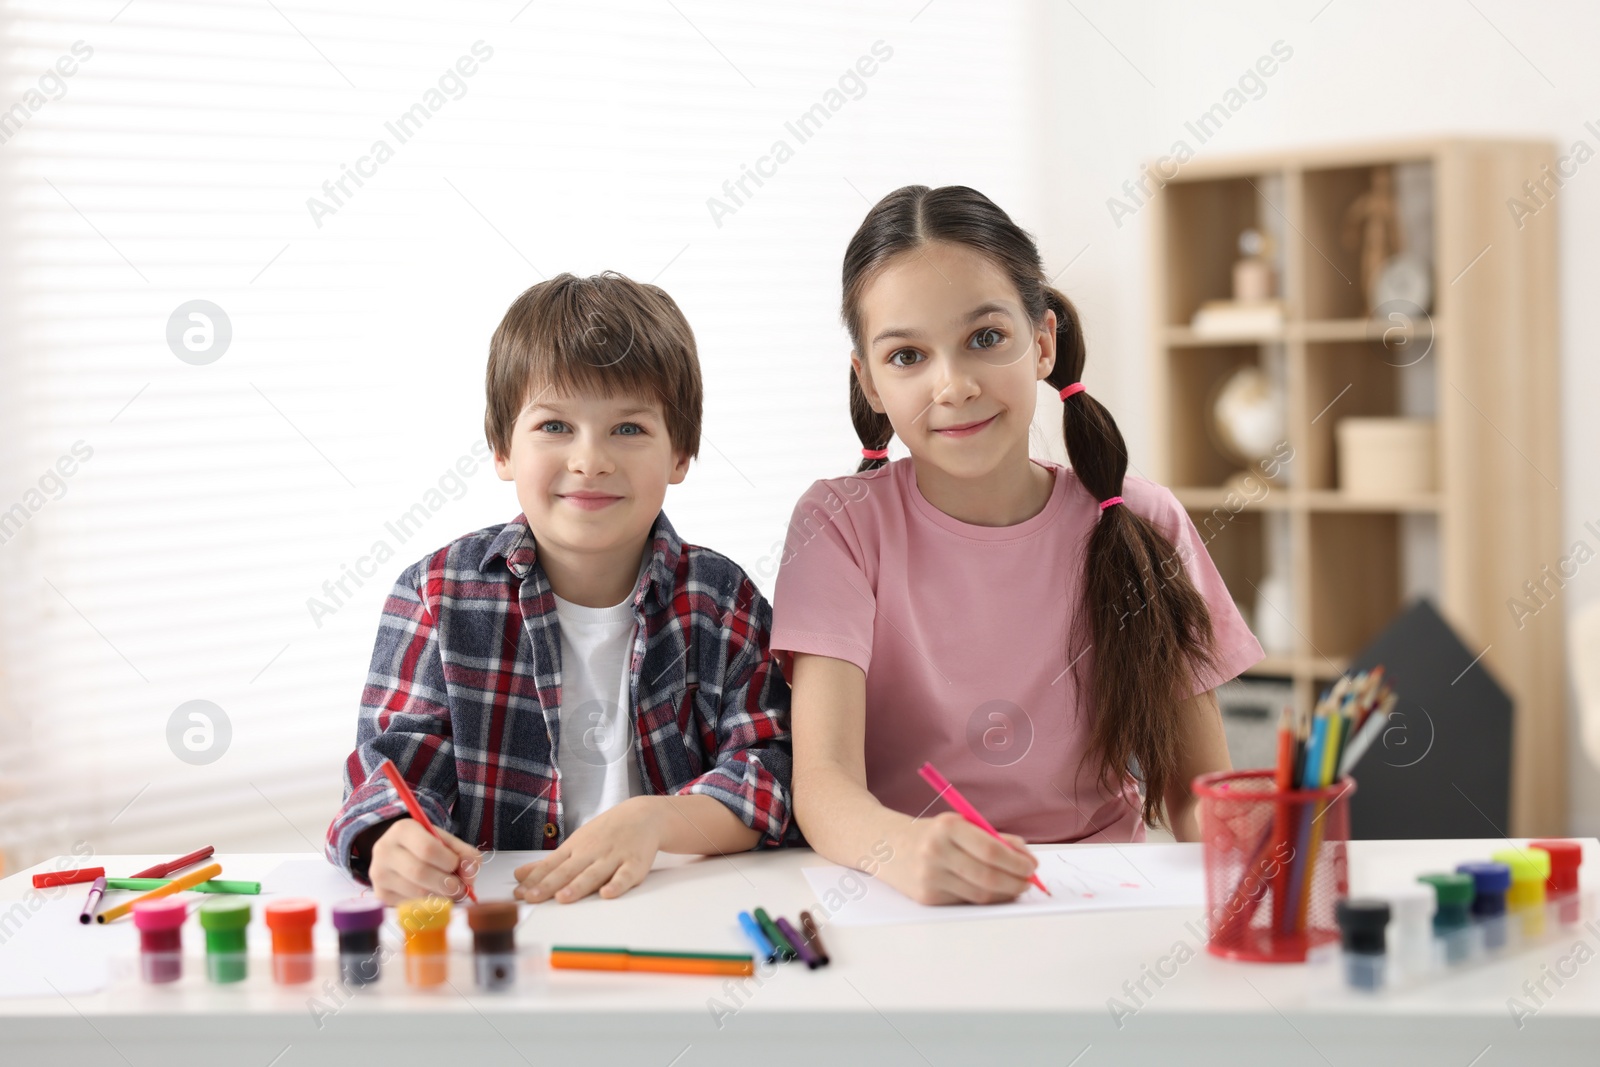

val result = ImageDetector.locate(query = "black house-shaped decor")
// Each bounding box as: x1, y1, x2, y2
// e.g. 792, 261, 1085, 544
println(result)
1344, 599, 1513, 839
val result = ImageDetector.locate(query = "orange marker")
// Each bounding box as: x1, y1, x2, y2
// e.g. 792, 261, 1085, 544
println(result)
96, 862, 223, 924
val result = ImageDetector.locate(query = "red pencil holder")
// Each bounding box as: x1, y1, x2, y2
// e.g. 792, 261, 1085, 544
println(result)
1193, 769, 1356, 963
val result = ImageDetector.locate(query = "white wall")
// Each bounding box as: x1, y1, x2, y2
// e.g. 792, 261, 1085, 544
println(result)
2, 0, 1593, 869
1026, 0, 1600, 834
0, 0, 1046, 865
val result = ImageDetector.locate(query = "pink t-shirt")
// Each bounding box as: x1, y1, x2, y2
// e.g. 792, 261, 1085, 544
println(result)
770, 457, 1265, 844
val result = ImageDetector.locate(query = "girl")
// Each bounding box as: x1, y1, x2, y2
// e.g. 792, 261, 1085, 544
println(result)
771, 185, 1265, 906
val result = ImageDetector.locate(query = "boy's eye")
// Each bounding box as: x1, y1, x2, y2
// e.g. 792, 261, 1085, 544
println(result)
537, 420, 568, 433
615, 423, 644, 436
971, 327, 1005, 349
887, 348, 923, 368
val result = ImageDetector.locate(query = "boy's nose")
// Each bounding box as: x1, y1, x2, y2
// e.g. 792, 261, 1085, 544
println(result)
567, 437, 615, 475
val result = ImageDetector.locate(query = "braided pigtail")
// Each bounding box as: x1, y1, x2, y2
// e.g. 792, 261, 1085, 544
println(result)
1044, 287, 1219, 826
849, 366, 893, 473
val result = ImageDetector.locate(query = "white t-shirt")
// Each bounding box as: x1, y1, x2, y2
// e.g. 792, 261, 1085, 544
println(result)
553, 582, 645, 831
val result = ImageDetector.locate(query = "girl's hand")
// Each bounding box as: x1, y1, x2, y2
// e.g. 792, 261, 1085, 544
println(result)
513, 797, 664, 904
368, 818, 482, 904
881, 811, 1039, 905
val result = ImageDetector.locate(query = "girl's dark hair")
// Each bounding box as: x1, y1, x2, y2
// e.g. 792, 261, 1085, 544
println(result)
840, 184, 1218, 828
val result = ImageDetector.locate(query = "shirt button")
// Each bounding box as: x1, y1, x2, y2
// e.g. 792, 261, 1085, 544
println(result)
543, 822, 558, 840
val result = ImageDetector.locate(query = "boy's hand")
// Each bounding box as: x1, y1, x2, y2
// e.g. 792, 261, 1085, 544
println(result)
514, 797, 664, 904
880, 811, 1038, 906
368, 818, 483, 904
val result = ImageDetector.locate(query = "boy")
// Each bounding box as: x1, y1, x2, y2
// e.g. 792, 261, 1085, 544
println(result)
324, 272, 794, 904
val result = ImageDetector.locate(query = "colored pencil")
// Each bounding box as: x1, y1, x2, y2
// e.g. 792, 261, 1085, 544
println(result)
1339, 691, 1395, 776
1215, 706, 1297, 942
129, 846, 213, 880
378, 759, 478, 903
1318, 712, 1344, 786
1268, 706, 1296, 932
95, 862, 222, 924
917, 762, 1051, 895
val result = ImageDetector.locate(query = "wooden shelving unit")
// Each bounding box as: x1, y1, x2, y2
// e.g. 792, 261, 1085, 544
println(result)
1147, 139, 1565, 835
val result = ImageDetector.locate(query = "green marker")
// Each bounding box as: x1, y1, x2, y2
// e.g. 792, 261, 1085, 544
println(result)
198, 897, 251, 983
107, 878, 260, 895
753, 908, 796, 961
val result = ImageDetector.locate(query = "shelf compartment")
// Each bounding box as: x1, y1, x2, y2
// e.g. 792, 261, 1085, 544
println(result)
1307, 512, 1402, 661
1302, 339, 1432, 492
1300, 166, 1387, 320
1160, 175, 1277, 326
1173, 488, 1440, 513
1243, 654, 1350, 682
1165, 344, 1273, 489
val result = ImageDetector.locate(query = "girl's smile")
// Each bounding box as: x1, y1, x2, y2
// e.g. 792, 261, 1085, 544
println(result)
932, 413, 999, 437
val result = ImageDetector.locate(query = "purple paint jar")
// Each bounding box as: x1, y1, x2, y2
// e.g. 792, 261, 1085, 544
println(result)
331, 898, 385, 987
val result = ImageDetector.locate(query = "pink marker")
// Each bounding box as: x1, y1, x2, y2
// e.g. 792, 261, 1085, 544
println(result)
918, 761, 1051, 896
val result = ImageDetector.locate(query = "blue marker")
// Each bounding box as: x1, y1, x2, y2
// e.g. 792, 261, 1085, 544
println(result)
738, 910, 777, 963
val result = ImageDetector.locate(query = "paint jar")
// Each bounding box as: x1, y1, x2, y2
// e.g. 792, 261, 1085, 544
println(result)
264, 898, 317, 985
1381, 882, 1435, 982
331, 898, 385, 988
1417, 873, 1475, 966
467, 901, 518, 990
1530, 839, 1584, 925
132, 898, 186, 984
398, 897, 451, 988
1335, 898, 1390, 991
1494, 847, 1551, 941
198, 898, 251, 984
1457, 861, 1512, 953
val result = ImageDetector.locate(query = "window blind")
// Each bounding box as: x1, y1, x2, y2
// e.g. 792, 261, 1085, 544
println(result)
0, 0, 1038, 868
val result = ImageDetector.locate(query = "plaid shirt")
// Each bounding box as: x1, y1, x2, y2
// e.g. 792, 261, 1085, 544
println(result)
325, 511, 795, 880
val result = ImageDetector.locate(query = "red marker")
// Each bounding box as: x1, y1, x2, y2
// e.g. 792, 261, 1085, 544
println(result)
130, 846, 214, 880
378, 759, 478, 903
918, 762, 1050, 896
33, 867, 104, 889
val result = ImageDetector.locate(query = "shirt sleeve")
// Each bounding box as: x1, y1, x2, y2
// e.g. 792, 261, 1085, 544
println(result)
324, 557, 460, 881
1145, 484, 1267, 695
769, 479, 878, 680
678, 575, 799, 848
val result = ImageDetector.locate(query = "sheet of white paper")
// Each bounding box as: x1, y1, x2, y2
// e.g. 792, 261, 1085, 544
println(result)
0, 899, 123, 997
803, 843, 1205, 927
258, 851, 542, 904
258, 855, 372, 901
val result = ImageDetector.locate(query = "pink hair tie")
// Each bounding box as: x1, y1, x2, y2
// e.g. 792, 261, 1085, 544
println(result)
1059, 382, 1087, 400
1098, 496, 1124, 511
861, 448, 889, 460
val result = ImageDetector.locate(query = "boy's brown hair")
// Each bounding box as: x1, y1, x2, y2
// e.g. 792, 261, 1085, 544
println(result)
484, 272, 702, 462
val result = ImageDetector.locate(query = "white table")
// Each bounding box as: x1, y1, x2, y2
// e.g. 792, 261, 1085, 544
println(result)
3, 840, 1599, 1066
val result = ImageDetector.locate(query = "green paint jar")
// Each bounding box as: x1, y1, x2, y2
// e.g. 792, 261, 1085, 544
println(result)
198, 897, 251, 983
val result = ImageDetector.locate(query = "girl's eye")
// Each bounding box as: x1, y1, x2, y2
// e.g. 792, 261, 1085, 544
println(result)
537, 420, 568, 433
971, 327, 1005, 349
887, 348, 924, 368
